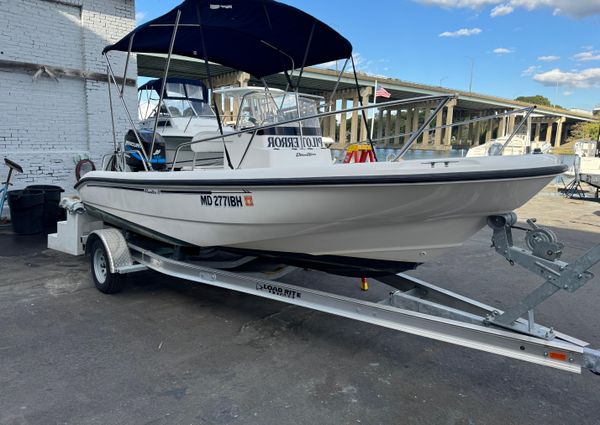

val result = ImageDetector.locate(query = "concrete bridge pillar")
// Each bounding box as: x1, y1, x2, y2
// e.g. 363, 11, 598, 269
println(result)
498, 114, 507, 137
412, 107, 420, 145
403, 109, 411, 145
473, 113, 483, 145
339, 99, 348, 145
545, 121, 553, 143
434, 106, 444, 146
394, 108, 402, 145
507, 114, 516, 135
485, 112, 493, 143
385, 108, 393, 145
360, 87, 372, 141
443, 100, 456, 146
377, 109, 384, 141
423, 105, 433, 145
329, 101, 337, 140
350, 95, 359, 143
554, 117, 565, 147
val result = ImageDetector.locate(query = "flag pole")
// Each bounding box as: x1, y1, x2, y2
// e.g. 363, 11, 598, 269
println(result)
370, 80, 377, 140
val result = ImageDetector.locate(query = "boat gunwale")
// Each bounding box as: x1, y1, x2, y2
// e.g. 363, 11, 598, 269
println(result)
75, 164, 567, 190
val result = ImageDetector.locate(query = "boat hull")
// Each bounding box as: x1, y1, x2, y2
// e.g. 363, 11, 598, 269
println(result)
76, 155, 565, 264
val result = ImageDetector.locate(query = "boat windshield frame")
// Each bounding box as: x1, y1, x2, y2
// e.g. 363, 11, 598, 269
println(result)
224, 88, 323, 131
139, 80, 215, 121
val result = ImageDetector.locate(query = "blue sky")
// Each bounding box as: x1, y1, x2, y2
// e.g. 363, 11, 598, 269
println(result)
135, 0, 600, 111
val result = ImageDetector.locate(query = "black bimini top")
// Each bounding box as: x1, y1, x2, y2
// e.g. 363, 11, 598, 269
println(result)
104, 0, 353, 78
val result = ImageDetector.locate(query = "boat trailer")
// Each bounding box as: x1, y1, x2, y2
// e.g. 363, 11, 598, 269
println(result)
49, 202, 600, 375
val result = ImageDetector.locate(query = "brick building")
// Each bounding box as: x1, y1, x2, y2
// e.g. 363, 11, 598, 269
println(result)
0, 0, 137, 192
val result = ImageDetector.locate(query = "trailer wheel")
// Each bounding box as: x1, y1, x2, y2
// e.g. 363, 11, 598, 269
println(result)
90, 239, 125, 294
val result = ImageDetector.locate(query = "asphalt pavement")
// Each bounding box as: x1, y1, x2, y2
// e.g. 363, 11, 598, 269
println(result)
1, 204, 599, 425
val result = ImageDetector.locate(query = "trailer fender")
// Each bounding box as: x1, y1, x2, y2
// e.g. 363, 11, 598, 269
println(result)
85, 228, 134, 274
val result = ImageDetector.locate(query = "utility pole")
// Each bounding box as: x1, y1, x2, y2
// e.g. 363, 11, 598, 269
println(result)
465, 57, 475, 93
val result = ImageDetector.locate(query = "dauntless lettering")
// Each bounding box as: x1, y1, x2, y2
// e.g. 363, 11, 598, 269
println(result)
267, 136, 323, 149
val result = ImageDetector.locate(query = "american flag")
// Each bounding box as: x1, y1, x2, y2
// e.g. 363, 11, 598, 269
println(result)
375, 84, 391, 99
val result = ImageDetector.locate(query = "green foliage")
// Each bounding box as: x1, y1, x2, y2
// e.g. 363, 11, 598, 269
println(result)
567, 121, 600, 143
515, 95, 552, 106
515, 95, 563, 109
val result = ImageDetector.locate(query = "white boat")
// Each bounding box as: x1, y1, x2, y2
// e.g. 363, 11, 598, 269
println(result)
574, 139, 599, 158
84, 0, 567, 275
567, 139, 600, 178
77, 154, 565, 266
133, 78, 223, 168
467, 135, 552, 157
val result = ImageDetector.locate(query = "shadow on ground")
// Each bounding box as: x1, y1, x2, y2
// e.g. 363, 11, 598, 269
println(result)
0, 223, 599, 425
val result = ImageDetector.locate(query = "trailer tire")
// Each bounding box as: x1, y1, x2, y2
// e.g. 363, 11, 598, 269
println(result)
90, 239, 125, 294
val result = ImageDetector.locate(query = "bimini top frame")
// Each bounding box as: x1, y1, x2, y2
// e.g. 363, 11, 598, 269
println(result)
104, 0, 353, 78
102, 0, 539, 172
103, 0, 376, 170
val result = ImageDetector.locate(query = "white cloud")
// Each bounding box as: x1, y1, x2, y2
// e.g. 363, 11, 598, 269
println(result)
574, 51, 600, 61
439, 27, 482, 37
533, 67, 600, 88
521, 65, 540, 76
320, 53, 387, 76
135, 11, 147, 23
563, 90, 573, 96
414, 0, 600, 18
491, 3, 514, 16
493, 47, 513, 54
538, 55, 560, 61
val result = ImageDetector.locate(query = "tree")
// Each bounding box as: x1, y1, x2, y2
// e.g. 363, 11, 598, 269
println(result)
567, 121, 600, 143
515, 95, 563, 109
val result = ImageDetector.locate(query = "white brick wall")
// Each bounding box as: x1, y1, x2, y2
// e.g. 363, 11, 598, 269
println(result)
0, 0, 137, 195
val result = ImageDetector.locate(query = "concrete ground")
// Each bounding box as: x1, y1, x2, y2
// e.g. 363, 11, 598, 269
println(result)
1, 194, 599, 425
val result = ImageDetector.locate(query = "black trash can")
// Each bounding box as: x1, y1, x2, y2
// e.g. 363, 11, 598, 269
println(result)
25, 185, 65, 231
7, 189, 45, 235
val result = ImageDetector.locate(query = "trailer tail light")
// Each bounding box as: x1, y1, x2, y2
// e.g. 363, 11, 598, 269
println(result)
548, 352, 568, 362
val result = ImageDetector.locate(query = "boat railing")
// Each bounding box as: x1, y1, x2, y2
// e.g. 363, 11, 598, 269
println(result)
171, 94, 456, 170
171, 96, 537, 169
365, 105, 534, 148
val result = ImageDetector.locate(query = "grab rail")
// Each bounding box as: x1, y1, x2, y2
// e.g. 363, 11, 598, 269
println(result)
171, 94, 456, 170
